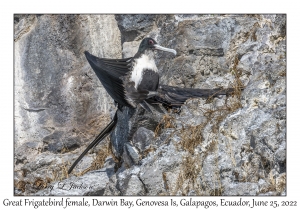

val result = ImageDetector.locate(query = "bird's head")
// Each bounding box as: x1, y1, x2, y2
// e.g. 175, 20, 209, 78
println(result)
138, 38, 177, 56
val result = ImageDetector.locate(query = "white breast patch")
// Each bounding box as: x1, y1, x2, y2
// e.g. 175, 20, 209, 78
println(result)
130, 54, 158, 89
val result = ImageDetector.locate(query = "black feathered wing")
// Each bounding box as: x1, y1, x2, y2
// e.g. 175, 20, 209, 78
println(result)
84, 51, 133, 108
151, 85, 234, 106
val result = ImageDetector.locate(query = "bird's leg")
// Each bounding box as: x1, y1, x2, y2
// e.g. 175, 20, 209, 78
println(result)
158, 104, 169, 115
139, 101, 153, 113
141, 100, 165, 122
145, 91, 169, 114
147, 91, 158, 98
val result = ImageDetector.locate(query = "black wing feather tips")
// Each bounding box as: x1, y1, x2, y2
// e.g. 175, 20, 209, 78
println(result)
84, 51, 133, 108
68, 52, 235, 174
154, 85, 234, 106
84, 51, 232, 108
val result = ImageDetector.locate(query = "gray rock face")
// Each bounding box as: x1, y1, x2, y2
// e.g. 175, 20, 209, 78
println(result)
115, 15, 156, 43
14, 14, 286, 196
14, 14, 121, 195
132, 127, 155, 153
110, 106, 160, 159
35, 157, 115, 196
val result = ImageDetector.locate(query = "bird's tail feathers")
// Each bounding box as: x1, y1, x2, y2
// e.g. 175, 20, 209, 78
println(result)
68, 111, 118, 174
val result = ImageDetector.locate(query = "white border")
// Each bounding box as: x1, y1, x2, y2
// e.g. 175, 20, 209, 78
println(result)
2, 1, 299, 209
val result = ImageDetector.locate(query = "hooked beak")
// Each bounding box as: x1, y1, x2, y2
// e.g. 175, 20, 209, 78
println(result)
153, 44, 177, 56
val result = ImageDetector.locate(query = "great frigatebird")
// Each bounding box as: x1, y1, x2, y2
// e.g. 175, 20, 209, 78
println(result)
68, 38, 233, 174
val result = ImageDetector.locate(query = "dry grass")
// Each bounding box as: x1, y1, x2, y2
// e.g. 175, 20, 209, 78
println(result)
179, 124, 206, 154
62, 115, 114, 177
171, 43, 285, 195
73, 138, 112, 177
33, 177, 52, 190
275, 173, 286, 194
14, 156, 70, 194
174, 154, 203, 195
14, 180, 27, 193
142, 145, 157, 158
171, 54, 244, 195
174, 138, 224, 196
259, 171, 286, 195
154, 114, 175, 137
162, 172, 169, 191
14, 177, 53, 193
14, 133, 113, 194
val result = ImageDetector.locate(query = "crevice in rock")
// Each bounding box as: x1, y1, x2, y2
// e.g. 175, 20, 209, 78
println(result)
23, 107, 46, 112
137, 175, 148, 194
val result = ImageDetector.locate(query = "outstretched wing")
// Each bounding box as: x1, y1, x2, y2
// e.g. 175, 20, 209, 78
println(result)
84, 51, 133, 107
151, 85, 234, 106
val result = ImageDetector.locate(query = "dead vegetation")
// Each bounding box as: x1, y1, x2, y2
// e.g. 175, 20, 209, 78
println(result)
167, 20, 268, 195
14, 177, 53, 193
174, 154, 203, 195
14, 134, 112, 194
14, 180, 27, 193
165, 50, 286, 195
170, 53, 244, 195
154, 114, 176, 137
258, 171, 286, 195
73, 138, 112, 177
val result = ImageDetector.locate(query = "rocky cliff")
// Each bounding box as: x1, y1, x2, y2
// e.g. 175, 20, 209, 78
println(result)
14, 14, 286, 196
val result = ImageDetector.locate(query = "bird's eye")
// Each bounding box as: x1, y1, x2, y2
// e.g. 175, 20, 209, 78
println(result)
148, 40, 154, 45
